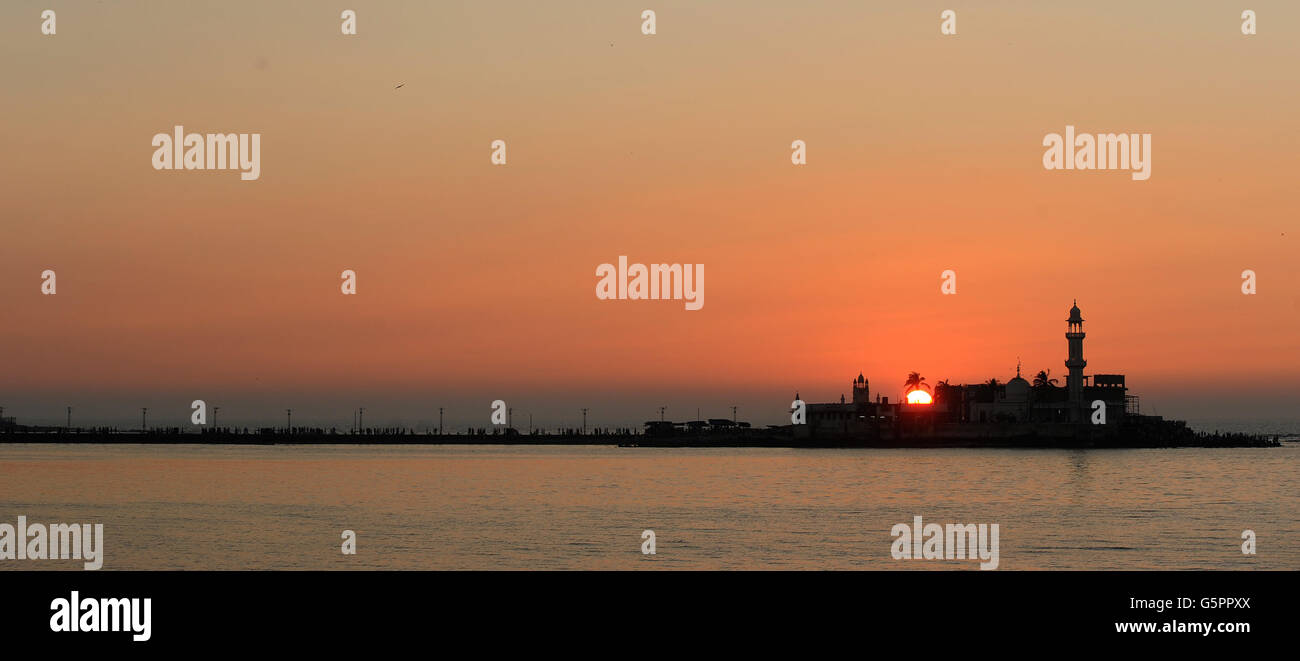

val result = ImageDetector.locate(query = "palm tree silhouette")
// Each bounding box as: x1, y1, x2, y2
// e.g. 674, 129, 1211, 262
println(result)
903, 372, 930, 394
1032, 369, 1059, 388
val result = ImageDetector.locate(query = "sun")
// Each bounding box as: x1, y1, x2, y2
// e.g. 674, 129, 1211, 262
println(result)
906, 390, 933, 405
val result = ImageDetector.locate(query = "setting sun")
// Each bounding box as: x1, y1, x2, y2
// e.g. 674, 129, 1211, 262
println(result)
906, 390, 933, 405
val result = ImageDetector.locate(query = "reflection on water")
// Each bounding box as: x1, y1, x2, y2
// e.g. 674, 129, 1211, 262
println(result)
0, 444, 1295, 570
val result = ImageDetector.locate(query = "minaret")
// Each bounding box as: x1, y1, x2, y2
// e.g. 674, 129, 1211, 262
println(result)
1065, 300, 1086, 421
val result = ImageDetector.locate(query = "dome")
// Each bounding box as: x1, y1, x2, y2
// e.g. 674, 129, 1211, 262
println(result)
1068, 299, 1083, 323
1005, 376, 1031, 400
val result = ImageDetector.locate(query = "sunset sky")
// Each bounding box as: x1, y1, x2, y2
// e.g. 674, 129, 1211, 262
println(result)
2, 1, 1297, 430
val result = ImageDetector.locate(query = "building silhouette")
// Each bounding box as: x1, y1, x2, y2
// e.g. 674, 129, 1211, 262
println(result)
802, 301, 1139, 439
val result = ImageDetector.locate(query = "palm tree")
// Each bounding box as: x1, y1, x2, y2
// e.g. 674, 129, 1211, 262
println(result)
932, 378, 953, 403
1032, 369, 1059, 388
903, 372, 930, 394
976, 377, 1000, 403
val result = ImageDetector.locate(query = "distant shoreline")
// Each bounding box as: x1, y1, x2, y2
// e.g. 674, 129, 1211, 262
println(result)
0, 429, 1282, 449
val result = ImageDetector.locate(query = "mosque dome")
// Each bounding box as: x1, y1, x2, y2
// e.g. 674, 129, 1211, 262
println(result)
1006, 360, 1031, 400
1005, 376, 1031, 400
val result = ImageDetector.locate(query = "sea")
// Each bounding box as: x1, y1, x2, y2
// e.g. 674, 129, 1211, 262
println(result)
1, 440, 1297, 570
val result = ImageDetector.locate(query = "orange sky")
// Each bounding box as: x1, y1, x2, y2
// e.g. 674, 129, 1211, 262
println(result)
2, 1, 1297, 429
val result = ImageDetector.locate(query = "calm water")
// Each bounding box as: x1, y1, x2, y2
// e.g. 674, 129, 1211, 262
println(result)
0, 444, 1296, 570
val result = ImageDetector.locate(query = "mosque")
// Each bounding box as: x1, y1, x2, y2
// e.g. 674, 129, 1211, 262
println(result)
802, 301, 1138, 440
